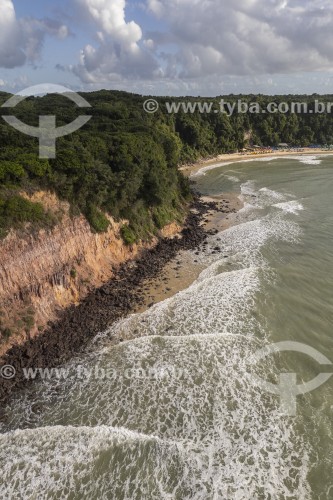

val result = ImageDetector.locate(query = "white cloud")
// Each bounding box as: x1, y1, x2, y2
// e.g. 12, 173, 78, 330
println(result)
0, 0, 70, 69
146, 0, 333, 79
71, 0, 158, 83
82, 0, 142, 45
143, 39, 155, 50
0, 0, 26, 68
68, 0, 333, 91
147, 0, 164, 18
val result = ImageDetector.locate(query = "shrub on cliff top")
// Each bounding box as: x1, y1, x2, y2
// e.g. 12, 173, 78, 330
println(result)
0, 194, 54, 238
85, 204, 110, 233
0, 161, 25, 184
120, 225, 137, 246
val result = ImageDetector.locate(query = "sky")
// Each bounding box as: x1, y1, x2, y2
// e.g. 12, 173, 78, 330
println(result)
1, 0, 333, 96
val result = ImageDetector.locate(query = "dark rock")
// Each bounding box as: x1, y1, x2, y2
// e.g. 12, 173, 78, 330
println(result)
0, 195, 214, 404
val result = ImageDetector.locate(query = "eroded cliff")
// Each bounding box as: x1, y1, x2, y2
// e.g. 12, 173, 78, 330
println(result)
0, 191, 180, 355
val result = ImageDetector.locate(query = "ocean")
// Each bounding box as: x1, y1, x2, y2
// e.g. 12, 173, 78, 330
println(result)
1, 155, 333, 499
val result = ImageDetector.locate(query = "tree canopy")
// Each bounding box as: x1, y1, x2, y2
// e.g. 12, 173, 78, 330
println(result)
1, 90, 332, 240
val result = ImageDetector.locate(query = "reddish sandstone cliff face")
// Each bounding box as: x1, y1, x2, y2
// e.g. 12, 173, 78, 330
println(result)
0, 191, 180, 355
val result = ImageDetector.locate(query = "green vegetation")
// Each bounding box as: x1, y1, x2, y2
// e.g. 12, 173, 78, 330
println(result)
0, 194, 54, 238
23, 315, 35, 330
85, 205, 110, 233
70, 268, 77, 279
0, 90, 192, 241
1, 328, 12, 340
1, 90, 333, 241
164, 94, 333, 156
120, 225, 137, 246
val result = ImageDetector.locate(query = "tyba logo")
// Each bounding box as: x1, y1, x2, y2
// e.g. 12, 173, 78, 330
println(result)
1, 84, 92, 158
251, 341, 332, 416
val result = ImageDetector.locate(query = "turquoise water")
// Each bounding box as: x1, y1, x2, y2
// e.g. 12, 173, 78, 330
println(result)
1, 155, 333, 499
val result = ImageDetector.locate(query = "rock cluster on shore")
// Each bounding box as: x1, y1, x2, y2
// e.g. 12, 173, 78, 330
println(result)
0, 197, 224, 403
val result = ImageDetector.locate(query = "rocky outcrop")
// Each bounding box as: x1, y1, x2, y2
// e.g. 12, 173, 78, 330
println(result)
0, 191, 160, 355
0, 197, 215, 403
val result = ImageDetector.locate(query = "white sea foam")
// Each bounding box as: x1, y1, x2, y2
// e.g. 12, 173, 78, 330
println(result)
0, 426, 185, 499
290, 155, 322, 165
250, 154, 322, 165
238, 201, 256, 214
0, 336, 312, 499
191, 161, 233, 178
240, 179, 257, 197
197, 212, 302, 272
241, 155, 318, 164
107, 209, 301, 343
191, 154, 323, 180
239, 181, 297, 212
0, 168, 311, 499
225, 174, 240, 182
103, 265, 262, 343
259, 186, 286, 200
241, 156, 280, 163
273, 200, 305, 214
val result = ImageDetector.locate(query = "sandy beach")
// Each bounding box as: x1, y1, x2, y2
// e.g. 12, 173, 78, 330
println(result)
136, 148, 333, 311
136, 192, 243, 314
180, 148, 333, 177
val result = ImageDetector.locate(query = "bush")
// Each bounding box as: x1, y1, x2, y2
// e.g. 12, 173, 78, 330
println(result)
70, 268, 77, 279
0, 194, 54, 238
85, 205, 110, 233
120, 225, 137, 245
0, 161, 25, 184
1, 328, 12, 340
152, 207, 173, 229
23, 316, 35, 329
0, 90, 199, 239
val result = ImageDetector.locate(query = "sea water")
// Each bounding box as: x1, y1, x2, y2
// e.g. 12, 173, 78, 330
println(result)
1, 156, 333, 499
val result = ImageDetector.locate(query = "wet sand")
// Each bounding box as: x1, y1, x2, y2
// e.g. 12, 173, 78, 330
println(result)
136, 192, 243, 312
142, 150, 331, 309
180, 149, 333, 177
0, 198, 212, 402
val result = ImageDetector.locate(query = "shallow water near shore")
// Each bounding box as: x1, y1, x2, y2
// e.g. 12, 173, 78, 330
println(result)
1, 156, 333, 499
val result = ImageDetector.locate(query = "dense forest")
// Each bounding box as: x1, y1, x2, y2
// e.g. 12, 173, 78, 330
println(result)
1, 90, 333, 241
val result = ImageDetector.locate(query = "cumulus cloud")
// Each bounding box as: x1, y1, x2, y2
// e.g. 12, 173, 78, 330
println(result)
68, 0, 333, 90
146, 0, 333, 78
82, 0, 142, 44
0, 0, 70, 69
0, 0, 25, 68
70, 0, 158, 83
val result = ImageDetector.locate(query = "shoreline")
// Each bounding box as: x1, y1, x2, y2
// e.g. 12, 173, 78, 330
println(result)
0, 196, 236, 403
180, 148, 333, 176
2, 145, 312, 403
134, 192, 242, 316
